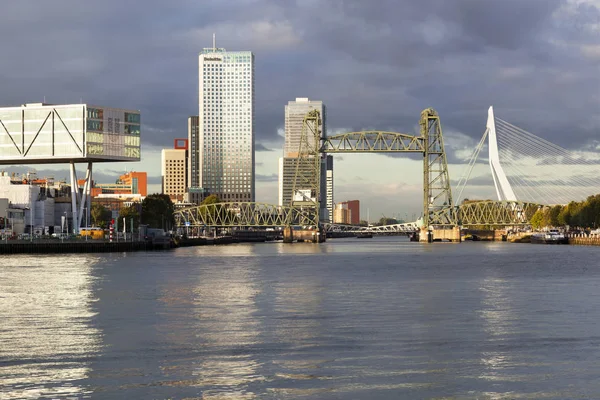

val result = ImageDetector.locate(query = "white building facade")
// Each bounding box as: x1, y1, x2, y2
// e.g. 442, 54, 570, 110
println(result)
198, 44, 254, 202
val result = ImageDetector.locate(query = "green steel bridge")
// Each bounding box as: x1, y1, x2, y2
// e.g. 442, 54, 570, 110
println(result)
174, 200, 541, 232
174, 108, 543, 233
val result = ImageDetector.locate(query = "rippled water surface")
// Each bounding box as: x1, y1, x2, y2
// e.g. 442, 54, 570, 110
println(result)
2, 238, 600, 399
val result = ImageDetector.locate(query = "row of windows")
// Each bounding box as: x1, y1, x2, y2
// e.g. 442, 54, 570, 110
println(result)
124, 113, 140, 123
87, 108, 103, 119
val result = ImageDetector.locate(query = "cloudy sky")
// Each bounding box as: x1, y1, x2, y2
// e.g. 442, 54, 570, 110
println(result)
0, 0, 598, 220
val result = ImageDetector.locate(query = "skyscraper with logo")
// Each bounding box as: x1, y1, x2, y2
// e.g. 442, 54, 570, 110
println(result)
198, 39, 254, 202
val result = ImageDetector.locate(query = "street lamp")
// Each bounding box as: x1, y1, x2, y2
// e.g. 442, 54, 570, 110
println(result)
63, 211, 68, 242
83, 207, 88, 241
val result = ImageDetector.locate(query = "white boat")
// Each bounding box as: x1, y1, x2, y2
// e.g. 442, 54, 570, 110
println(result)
531, 229, 568, 244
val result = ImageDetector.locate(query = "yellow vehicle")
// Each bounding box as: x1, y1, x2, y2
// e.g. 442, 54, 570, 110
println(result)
80, 227, 105, 239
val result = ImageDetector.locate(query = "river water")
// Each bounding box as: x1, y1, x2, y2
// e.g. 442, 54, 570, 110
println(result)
1, 238, 600, 399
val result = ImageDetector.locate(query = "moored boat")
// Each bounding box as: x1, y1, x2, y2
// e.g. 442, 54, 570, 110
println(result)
531, 230, 568, 244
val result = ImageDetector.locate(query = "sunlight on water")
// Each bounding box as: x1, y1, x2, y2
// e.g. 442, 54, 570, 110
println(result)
1, 240, 600, 398
0, 255, 102, 399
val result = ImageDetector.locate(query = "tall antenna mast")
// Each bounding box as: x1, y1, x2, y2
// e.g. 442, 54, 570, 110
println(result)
212, 33, 216, 51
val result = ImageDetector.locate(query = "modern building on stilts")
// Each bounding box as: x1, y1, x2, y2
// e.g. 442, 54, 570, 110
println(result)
0, 102, 141, 235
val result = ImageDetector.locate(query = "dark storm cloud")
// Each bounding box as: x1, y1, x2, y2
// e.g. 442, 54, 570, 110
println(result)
0, 0, 597, 154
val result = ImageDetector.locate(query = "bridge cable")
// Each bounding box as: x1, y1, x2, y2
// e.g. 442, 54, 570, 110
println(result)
454, 128, 489, 206
494, 117, 600, 204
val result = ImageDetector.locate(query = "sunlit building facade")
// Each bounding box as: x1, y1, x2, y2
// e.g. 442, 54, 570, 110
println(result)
199, 44, 254, 202
161, 143, 187, 202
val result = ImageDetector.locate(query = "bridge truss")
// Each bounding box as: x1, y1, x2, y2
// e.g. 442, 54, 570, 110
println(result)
173, 202, 315, 228
323, 221, 420, 233
458, 201, 541, 227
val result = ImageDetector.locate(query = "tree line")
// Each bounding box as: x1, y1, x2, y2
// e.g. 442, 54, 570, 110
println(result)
530, 194, 600, 230
90, 194, 175, 230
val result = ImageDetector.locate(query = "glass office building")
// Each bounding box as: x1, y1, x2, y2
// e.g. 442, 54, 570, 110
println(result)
198, 46, 254, 202
0, 103, 140, 164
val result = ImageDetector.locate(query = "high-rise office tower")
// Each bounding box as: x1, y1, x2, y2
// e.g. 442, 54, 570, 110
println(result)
278, 98, 333, 222
283, 98, 326, 158
323, 155, 334, 222
186, 115, 205, 204
187, 116, 199, 189
198, 38, 254, 202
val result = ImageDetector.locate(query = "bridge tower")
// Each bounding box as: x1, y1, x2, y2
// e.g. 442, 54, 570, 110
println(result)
286, 109, 324, 241
420, 108, 458, 232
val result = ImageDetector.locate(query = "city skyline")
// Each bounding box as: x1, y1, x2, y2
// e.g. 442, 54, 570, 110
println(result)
0, 1, 598, 217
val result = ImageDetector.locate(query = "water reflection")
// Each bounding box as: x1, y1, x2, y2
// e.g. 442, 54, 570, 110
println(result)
158, 252, 264, 398
477, 276, 517, 384
0, 255, 102, 399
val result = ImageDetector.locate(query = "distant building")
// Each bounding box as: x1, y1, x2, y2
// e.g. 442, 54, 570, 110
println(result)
118, 172, 147, 196
322, 155, 334, 223
279, 98, 332, 221
284, 98, 326, 158
199, 40, 254, 202
344, 200, 360, 225
333, 202, 352, 225
92, 194, 143, 220
187, 116, 200, 190
186, 116, 207, 204
0, 172, 75, 234
161, 139, 188, 202
87, 171, 147, 197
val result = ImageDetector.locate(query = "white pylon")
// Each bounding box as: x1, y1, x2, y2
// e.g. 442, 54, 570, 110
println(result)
487, 106, 517, 201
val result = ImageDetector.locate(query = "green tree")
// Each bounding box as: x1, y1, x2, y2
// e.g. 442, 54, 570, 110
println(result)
199, 194, 227, 222
547, 205, 562, 227
118, 205, 140, 230
91, 203, 111, 228
530, 209, 544, 230
201, 194, 221, 205
557, 204, 572, 226
141, 194, 175, 230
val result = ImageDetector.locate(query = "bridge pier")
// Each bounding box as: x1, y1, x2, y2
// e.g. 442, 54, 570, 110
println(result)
283, 227, 326, 243
419, 226, 461, 243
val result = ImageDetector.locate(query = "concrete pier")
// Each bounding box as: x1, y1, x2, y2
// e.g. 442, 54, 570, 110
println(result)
419, 226, 461, 242
283, 227, 325, 243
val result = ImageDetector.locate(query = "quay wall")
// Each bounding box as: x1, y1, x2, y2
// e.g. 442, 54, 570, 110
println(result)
0, 240, 171, 254
568, 236, 600, 246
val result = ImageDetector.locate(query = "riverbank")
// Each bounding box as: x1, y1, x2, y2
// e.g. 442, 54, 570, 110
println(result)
0, 240, 172, 254
0, 231, 283, 255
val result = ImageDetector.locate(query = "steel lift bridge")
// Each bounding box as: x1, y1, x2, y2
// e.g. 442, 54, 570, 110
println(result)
174, 107, 540, 240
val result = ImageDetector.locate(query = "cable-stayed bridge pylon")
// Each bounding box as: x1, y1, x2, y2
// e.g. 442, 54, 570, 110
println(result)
456, 106, 600, 207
